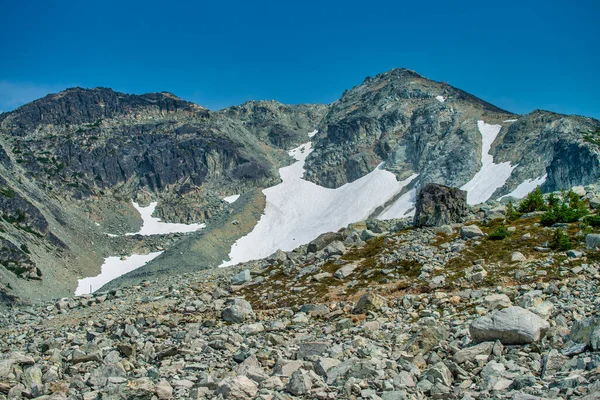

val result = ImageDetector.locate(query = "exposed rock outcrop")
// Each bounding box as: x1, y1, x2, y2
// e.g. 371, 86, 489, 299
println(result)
413, 183, 468, 227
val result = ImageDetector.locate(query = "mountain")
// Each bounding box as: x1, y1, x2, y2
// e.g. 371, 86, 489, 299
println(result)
0, 69, 599, 306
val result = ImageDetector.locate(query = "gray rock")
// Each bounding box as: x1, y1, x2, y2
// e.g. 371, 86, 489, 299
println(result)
586, 234, 600, 249
453, 341, 494, 364
231, 269, 251, 285
413, 184, 468, 227
216, 376, 258, 399
511, 251, 526, 262
422, 362, 453, 386
570, 315, 600, 350
307, 232, 344, 253
469, 306, 550, 344
352, 292, 387, 314
461, 225, 484, 239
221, 298, 253, 323
286, 369, 312, 396
334, 263, 357, 279
325, 241, 346, 256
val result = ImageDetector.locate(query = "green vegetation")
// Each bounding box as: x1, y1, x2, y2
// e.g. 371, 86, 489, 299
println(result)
540, 189, 588, 226
488, 226, 512, 240
518, 187, 547, 213
584, 128, 600, 146
0, 187, 16, 198
506, 200, 522, 221
584, 215, 600, 228
551, 228, 573, 251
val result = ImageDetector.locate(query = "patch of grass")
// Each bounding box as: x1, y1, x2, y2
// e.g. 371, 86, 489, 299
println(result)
489, 226, 512, 240
342, 236, 386, 261
584, 215, 600, 228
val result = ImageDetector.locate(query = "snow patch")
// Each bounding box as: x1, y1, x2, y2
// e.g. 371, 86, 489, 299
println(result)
223, 195, 240, 204
435, 95, 446, 103
499, 174, 548, 200
377, 184, 418, 220
503, 119, 518, 123
75, 252, 163, 295
220, 140, 414, 267
125, 202, 205, 236
461, 121, 516, 205
105, 233, 118, 238
308, 129, 318, 138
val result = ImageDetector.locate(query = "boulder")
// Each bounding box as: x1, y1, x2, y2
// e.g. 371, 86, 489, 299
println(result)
413, 183, 468, 227
461, 225, 484, 239
586, 234, 600, 249
231, 269, 251, 285
307, 232, 344, 253
469, 306, 550, 344
352, 292, 387, 314
453, 341, 494, 364
221, 299, 254, 323
216, 376, 258, 399
569, 316, 600, 350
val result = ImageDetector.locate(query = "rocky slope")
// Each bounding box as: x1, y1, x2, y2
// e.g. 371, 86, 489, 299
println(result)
1, 186, 600, 399
0, 88, 326, 303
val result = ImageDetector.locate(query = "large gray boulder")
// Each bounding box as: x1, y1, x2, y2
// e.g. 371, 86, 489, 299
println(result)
469, 306, 550, 345
586, 234, 600, 249
413, 184, 468, 227
307, 232, 344, 253
221, 299, 254, 323
569, 315, 600, 350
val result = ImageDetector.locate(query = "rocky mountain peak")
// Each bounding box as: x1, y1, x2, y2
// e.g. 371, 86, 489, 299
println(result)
0, 87, 208, 136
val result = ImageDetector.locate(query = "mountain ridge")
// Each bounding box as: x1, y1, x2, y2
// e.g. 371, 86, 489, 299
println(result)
0, 67, 599, 306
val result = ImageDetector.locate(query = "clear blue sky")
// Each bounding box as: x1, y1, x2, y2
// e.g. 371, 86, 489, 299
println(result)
1, 0, 598, 118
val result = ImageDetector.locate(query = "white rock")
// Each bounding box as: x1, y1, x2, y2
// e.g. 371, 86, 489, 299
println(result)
469, 306, 550, 344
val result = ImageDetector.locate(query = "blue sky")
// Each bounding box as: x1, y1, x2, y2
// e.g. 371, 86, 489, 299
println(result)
1, 0, 598, 118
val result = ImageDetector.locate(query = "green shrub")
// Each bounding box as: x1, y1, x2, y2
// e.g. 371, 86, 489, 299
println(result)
584, 215, 600, 227
540, 189, 588, 227
506, 201, 522, 221
489, 226, 512, 240
551, 228, 573, 251
518, 187, 547, 213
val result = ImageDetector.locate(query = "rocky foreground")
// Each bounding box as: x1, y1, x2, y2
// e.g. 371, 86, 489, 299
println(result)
2, 185, 600, 399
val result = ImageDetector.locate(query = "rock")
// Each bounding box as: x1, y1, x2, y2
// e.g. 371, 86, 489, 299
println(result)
221, 298, 253, 323
352, 292, 387, 314
216, 376, 258, 399
267, 249, 287, 263
155, 380, 173, 400
324, 241, 346, 256
589, 196, 600, 209
567, 250, 583, 258
413, 184, 468, 227
314, 357, 341, 377
286, 369, 312, 396
422, 362, 453, 387
307, 232, 344, 253
381, 390, 410, 400
273, 359, 304, 377
461, 225, 484, 239
572, 186, 586, 196
298, 342, 330, 360
231, 269, 251, 285
586, 234, 600, 249
483, 294, 512, 310
334, 263, 357, 279
361, 229, 379, 241
453, 341, 494, 364
486, 205, 507, 220
511, 251, 526, 262
569, 316, 600, 350
469, 306, 550, 344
